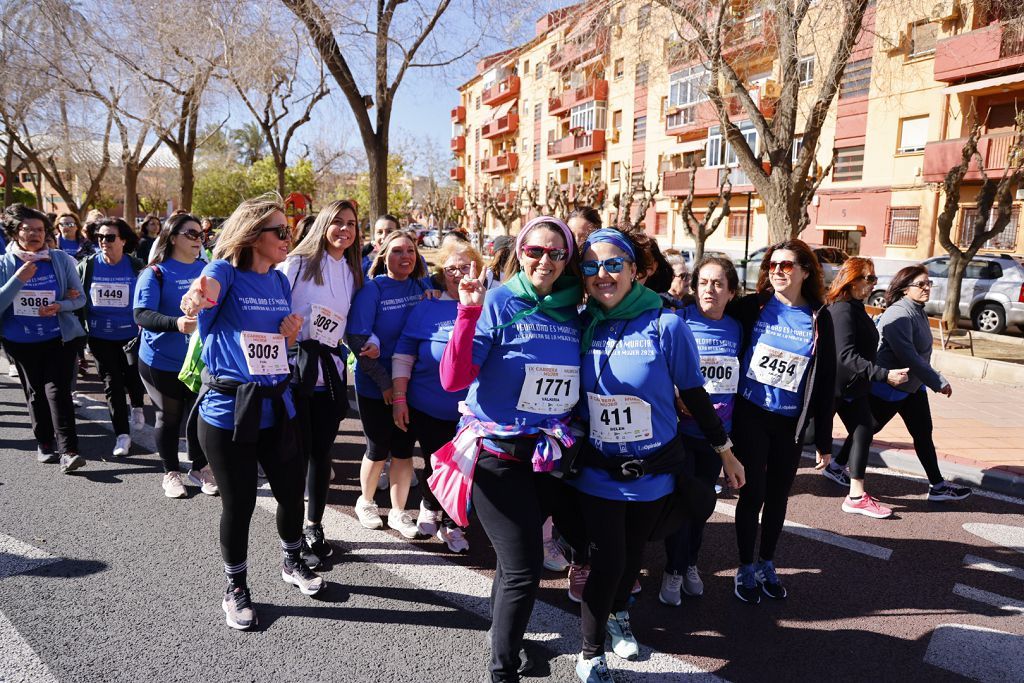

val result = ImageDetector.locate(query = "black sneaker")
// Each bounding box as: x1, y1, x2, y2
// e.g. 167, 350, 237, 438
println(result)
928, 481, 972, 502
299, 537, 322, 570
484, 629, 534, 675
304, 524, 333, 561
282, 555, 324, 596
223, 583, 257, 630
755, 559, 787, 600
822, 463, 851, 488
733, 564, 761, 604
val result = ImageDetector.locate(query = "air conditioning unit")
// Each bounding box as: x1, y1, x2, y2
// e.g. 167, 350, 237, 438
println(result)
930, 0, 960, 22
761, 80, 781, 98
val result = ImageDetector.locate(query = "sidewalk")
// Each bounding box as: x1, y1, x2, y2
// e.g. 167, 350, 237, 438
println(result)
831, 377, 1024, 498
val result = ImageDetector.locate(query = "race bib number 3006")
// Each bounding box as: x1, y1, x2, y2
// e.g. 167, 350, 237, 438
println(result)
700, 355, 740, 394
516, 364, 579, 415
746, 342, 809, 394
239, 331, 289, 376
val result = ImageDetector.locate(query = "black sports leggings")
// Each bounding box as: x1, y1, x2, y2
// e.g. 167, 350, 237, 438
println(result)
3, 337, 79, 454
198, 417, 305, 567
295, 390, 346, 525
664, 435, 723, 572
732, 398, 802, 566
88, 336, 145, 435
833, 395, 874, 480
357, 393, 415, 461
579, 491, 667, 659
137, 359, 205, 473
409, 405, 458, 525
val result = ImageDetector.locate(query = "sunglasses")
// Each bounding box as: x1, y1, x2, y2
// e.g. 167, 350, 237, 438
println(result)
581, 257, 630, 277
859, 274, 878, 284
177, 229, 203, 241
58, 221, 77, 228
521, 245, 569, 262
443, 264, 472, 277
260, 224, 291, 241
768, 260, 797, 274
96, 233, 119, 243
909, 280, 933, 289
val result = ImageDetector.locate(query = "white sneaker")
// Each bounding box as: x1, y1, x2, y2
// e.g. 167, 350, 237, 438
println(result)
388, 509, 419, 539
113, 434, 131, 457
543, 538, 570, 572
186, 467, 219, 495
417, 501, 443, 537
162, 471, 187, 498
377, 460, 390, 490
437, 526, 469, 553
355, 496, 383, 529
131, 406, 145, 428
71, 391, 83, 407
606, 610, 639, 660
8, 364, 19, 378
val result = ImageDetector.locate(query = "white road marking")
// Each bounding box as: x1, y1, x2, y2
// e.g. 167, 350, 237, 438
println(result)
962, 554, 1024, 583
962, 523, 1024, 555
0, 534, 61, 683
951, 583, 1024, 614
713, 501, 893, 561
924, 623, 1024, 682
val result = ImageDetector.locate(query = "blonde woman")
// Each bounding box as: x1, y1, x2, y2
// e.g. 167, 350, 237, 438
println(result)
181, 194, 323, 631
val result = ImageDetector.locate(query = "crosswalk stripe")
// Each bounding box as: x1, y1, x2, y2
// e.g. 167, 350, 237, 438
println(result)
924, 623, 1024, 681
962, 554, 1024, 582
951, 583, 1024, 614
0, 534, 61, 683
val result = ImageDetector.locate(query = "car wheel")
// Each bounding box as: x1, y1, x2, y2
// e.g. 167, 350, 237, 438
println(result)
867, 292, 886, 308
972, 303, 1006, 334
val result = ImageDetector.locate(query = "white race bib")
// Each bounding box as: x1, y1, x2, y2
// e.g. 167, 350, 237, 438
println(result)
586, 392, 653, 443
746, 342, 809, 393
90, 282, 130, 308
14, 290, 54, 317
516, 364, 579, 414
309, 304, 344, 347
700, 355, 740, 394
239, 331, 289, 376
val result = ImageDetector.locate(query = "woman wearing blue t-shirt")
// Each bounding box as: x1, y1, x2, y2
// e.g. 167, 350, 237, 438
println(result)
55, 213, 95, 262
0, 204, 87, 473
78, 218, 147, 458
730, 239, 836, 604
392, 240, 483, 553
441, 216, 583, 683
571, 229, 743, 682
346, 230, 431, 539
281, 199, 363, 568
134, 213, 214, 499
181, 195, 323, 631
660, 256, 744, 607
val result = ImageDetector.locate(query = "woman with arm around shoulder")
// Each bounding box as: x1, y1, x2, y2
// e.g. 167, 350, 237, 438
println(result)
824, 258, 909, 518
442, 216, 583, 683
180, 194, 322, 631
730, 239, 836, 604
280, 200, 363, 568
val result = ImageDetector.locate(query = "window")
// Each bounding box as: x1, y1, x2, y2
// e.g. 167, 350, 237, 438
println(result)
727, 212, 749, 239
534, 143, 541, 161
523, 60, 529, 77
908, 21, 937, 57
958, 206, 1021, 250
668, 65, 708, 108
614, 6, 625, 25
927, 258, 949, 278
706, 122, 758, 168
614, 58, 624, 80
791, 135, 804, 164
611, 161, 621, 179
966, 260, 1003, 280
839, 58, 871, 99
633, 116, 647, 140
535, 62, 543, 79
833, 146, 865, 181
637, 3, 651, 30
570, 101, 607, 132
798, 56, 815, 87
534, 103, 542, 121
659, 96, 668, 119
635, 62, 649, 87
897, 116, 928, 154
654, 212, 667, 236
475, 96, 481, 109
885, 207, 920, 246
612, 110, 622, 133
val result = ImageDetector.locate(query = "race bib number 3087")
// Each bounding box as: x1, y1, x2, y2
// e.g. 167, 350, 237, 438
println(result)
746, 342, 809, 394
239, 331, 289, 376
516, 364, 579, 415
309, 304, 344, 347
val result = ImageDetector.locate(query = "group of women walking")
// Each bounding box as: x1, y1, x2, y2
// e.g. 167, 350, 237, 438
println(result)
1, 196, 971, 681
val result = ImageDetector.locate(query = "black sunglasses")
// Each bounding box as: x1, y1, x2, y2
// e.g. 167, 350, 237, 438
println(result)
522, 245, 569, 262
96, 233, 119, 243
260, 224, 291, 241
176, 229, 203, 241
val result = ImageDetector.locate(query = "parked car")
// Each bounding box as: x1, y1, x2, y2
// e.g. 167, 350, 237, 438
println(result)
736, 245, 848, 292
871, 254, 1024, 334
421, 230, 441, 248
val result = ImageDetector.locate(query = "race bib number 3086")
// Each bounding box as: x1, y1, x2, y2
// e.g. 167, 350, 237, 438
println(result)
746, 342, 810, 394
14, 290, 54, 317
239, 331, 289, 376
516, 364, 579, 415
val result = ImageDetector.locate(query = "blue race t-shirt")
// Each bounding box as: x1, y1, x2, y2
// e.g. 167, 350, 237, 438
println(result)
58, 237, 81, 258
572, 309, 704, 502
739, 297, 814, 417
2, 259, 61, 342
394, 297, 464, 421
198, 260, 294, 430
678, 303, 742, 438
135, 258, 206, 372
87, 257, 137, 340
348, 275, 430, 399
466, 285, 581, 427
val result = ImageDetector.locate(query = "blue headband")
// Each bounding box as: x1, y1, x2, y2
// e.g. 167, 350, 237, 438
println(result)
582, 228, 636, 262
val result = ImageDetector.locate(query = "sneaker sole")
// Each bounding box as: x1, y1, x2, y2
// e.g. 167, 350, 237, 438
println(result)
759, 583, 787, 600
681, 585, 704, 597
658, 592, 682, 607
37, 454, 59, 464
842, 502, 892, 518
61, 457, 85, 474
390, 524, 419, 539
163, 487, 187, 499
822, 471, 850, 487
928, 492, 971, 502
733, 579, 760, 604
356, 514, 384, 530
543, 560, 569, 572
281, 570, 324, 596
567, 591, 583, 604
222, 600, 257, 630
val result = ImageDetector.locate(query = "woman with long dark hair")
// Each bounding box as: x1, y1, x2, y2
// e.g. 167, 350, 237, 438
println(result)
135, 214, 162, 262
54, 213, 95, 261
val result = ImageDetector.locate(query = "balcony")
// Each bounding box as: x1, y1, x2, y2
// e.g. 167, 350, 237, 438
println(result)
453, 196, 465, 211
490, 190, 516, 205
666, 100, 719, 140
548, 79, 609, 117
934, 19, 1024, 82
721, 10, 777, 62
547, 129, 606, 161
548, 27, 609, 72
451, 106, 465, 123
481, 75, 520, 107
482, 152, 518, 175
662, 169, 696, 196
482, 112, 520, 139
451, 135, 465, 152
727, 85, 779, 121
450, 166, 465, 182
922, 131, 1021, 182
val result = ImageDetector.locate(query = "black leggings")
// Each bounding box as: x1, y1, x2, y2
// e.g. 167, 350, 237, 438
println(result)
198, 417, 305, 567
732, 398, 802, 566
842, 390, 943, 485
664, 435, 723, 572
833, 395, 874, 480
580, 491, 667, 658
138, 359, 204, 473
295, 390, 346, 524
357, 393, 415, 461
88, 336, 145, 435
3, 337, 80, 453
409, 405, 458, 525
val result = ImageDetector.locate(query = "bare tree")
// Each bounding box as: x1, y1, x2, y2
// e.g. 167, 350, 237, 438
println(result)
483, 187, 521, 236
680, 166, 732, 262
611, 164, 660, 231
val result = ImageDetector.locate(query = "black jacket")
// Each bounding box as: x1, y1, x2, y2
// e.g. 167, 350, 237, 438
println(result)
828, 299, 889, 399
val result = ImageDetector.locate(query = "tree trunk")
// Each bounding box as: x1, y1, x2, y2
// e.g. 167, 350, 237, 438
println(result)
123, 163, 139, 228
276, 159, 287, 198
943, 252, 967, 329
695, 228, 706, 263
367, 136, 388, 218
763, 190, 793, 244
3, 142, 13, 208
178, 154, 195, 212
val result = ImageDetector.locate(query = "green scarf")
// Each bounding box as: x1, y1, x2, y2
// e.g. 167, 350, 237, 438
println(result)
495, 271, 582, 329
580, 282, 664, 351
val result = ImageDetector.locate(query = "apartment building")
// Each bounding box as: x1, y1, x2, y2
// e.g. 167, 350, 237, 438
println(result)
451, 1, 1024, 260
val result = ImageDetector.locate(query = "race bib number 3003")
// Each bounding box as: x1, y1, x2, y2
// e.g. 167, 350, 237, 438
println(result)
309, 304, 344, 347
516, 364, 579, 415
239, 331, 289, 376
746, 342, 809, 394
14, 290, 54, 317
586, 392, 653, 443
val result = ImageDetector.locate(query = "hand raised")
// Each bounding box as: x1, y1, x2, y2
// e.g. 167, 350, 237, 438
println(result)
458, 261, 486, 307
14, 262, 37, 283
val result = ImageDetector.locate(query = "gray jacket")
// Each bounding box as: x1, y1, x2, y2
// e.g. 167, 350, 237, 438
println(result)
875, 296, 945, 395
0, 250, 87, 342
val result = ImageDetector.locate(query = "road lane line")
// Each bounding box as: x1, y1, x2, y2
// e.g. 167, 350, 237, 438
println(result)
951, 583, 1024, 614
924, 623, 1024, 682
0, 533, 61, 580
962, 554, 1024, 582
713, 501, 893, 561
962, 523, 1024, 555
0, 534, 61, 683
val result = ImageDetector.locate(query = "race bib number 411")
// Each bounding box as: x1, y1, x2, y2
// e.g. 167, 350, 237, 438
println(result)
14, 290, 54, 317
516, 364, 579, 415
239, 331, 289, 376
586, 392, 653, 443
746, 342, 809, 394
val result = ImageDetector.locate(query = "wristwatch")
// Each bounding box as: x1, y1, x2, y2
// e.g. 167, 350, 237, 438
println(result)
713, 437, 734, 455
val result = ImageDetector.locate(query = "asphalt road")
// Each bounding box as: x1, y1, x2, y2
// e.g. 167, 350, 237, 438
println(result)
1, 366, 1023, 683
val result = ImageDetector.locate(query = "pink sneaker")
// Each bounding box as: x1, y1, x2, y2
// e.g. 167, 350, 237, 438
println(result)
842, 493, 892, 519
567, 564, 590, 603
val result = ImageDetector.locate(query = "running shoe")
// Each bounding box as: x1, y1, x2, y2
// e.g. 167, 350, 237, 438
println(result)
606, 610, 639, 660
355, 496, 383, 529
417, 501, 442, 537
59, 452, 85, 474
377, 460, 390, 490
733, 564, 760, 604
162, 471, 187, 499
822, 462, 851, 488
131, 406, 145, 428
387, 509, 419, 539
928, 481, 972, 502
281, 556, 324, 596
575, 654, 614, 683
543, 538, 570, 572
755, 559, 787, 600
659, 571, 683, 607
484, 629, 533, 674
112, 434, 131, 457
223, 583, 257, 630
257, 463, 267, 479
437, 526, 469, 553
842, 493, 893, 519
36, 443, 58, 464
186, 467, 219, 496
568, 564, 590, 604
682, 565, 704, 597
631, 577, 642, 595
7, 364, 18, 378
71, 391, 83, 407
303, 523, 333, 564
